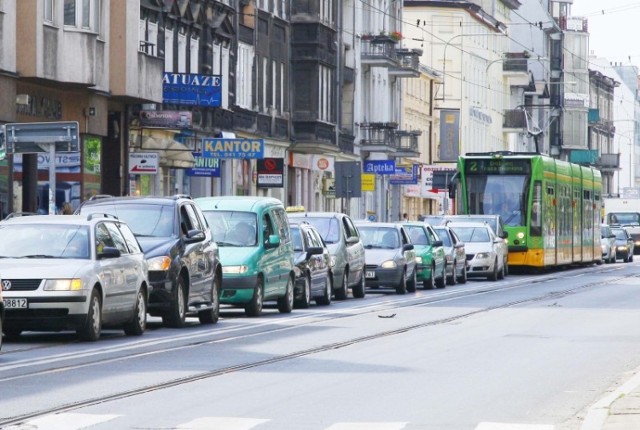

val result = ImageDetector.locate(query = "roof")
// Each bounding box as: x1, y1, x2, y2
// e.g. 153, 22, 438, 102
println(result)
195, 196, 284, 211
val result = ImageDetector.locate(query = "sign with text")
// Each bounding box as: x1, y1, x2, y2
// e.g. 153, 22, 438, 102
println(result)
139, 111, 192, 128
390, 165, 418, 185
129, 152, 159, 174
439, 110, 460, 161
361, 173, 375, 192
202, 138, 265, 159
186, 153, 221, 177
257, 158, 284, 188
363, 160, 395, 175
162, 72, 222, 107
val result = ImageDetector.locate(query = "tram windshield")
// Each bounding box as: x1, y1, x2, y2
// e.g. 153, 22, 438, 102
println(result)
466, 175, 529, 226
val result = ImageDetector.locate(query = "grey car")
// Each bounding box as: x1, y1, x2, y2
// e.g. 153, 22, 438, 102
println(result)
432, 225, 468, 285
355, 222, 417, 294
287, 212, 366, 300
600, 224, 617, 264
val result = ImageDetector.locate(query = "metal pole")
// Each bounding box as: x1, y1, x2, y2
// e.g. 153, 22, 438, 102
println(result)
48, 144, 56, 214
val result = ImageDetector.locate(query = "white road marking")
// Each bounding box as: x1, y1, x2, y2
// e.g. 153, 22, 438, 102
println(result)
177, 417, 269, 429
475, 423, 554, 430
4, 413, 119, 430
325, 423, 408, 430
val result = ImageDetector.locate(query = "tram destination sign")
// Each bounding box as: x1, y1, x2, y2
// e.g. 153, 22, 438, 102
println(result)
465, 158, 531, 175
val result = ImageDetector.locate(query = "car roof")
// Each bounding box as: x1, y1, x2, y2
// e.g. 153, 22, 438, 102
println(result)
1, 214, 116, 226
287, 211, 346, 219
354, 221, 401, 228
195, 196, 283, 211
446, 221, 490, 228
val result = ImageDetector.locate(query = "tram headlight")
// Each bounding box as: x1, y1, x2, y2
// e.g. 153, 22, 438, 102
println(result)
517, 232, 525, 240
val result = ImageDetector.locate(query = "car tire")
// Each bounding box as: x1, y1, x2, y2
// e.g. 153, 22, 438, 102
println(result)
423, 264, 435, 289
123, 288, 147, 336
245, 277, 264, 317
335, 271, 349, 300
163, 277, 187, 328
497, 261, 505, 280
435, 268, 446, 289
0, 316, 3, 351
295, 274, 312, 309
447, 261, 457, 285
457, 263, 467, 284
407, 268, 417, 293
352, 269, 366, 299
396, 269, 408, 294
277, 276, 294, 314
77, 289, 102, 342
503, 259, 509, 277
316, 273, 332, 306
489, 259, 499, 281
630, 253, 634, 262
198, 275, 220, 325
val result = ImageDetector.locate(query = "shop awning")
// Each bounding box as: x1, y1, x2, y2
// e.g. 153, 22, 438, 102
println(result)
134, 133, 195, 169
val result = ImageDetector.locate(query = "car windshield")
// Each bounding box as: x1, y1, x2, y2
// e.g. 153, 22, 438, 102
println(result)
202, 210, 258, 247
449, 226, 490, 243
0, 224, 90, 259
296, 217, 341, 244
447, 216, 498, 233
358, 226, 400, 249
433, 228, 452, 247
81, 203, 174, 238
291, 227, 303, 251
612, 229, 627, 240
404, 225, 430, 245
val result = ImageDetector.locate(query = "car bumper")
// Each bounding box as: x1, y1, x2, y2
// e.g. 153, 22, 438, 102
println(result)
3, 295, 88, 331
364, 267, 403, 288
466, 259, 496, 277
415, 263, 432, 281
220, 274, 259, 304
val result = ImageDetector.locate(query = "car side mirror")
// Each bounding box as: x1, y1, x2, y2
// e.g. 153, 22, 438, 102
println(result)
500, 231, 509, 239
403, 243, 414, 251
346, 236, 359, 245
98, 246, 121, 259
306, 246, 324, 259
265, 234, 281, 249
433, 240, 443, 247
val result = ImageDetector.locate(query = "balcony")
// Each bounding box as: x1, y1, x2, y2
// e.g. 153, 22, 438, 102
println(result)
361, 36, 398, 67
503, 109, 527, 130
389, 49, 422, 77
569, 149, 598, 165
503, 53, 528, 73
393, 130, 421, 158
599, 153, 621, 170
359, 122, 398, 154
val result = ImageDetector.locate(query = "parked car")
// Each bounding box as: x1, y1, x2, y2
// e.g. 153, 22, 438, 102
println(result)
611, 226, 635, 263
355, 221, 417, 294
289, 222, 332, 308
402, 222, 446, 289
77, 194, 222, 328
417, 215, 446, 225
601, 224, 617, 264
0, 283, 4, 350
432, 225, 468, 285
447, 221, 507, 281
444, 215, 509, 277
196, 196, 295, 317
0, 214, 149, 341
287, 211, 366, 299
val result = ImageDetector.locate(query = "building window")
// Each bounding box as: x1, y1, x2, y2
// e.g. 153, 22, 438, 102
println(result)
44, 0, 54, 23
178, 31, 187, 73
262, 57, 268, 113
189, 35, 199, 73
320, 0, 333, 25
64, 0, 101, 32
139, 17, 158, 56
237, 43, 255, 110
319, 65, 333, 122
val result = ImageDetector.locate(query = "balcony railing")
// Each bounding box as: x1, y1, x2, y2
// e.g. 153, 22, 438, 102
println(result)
359, 122, 399, 153
600, 153, 621, 169
393, 130, 421, 157
390, 49, 421, 77
502, 53, 528, 73
361, 36, 398, 67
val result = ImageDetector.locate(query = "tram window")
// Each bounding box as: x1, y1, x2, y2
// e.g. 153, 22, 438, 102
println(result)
547, 186, 554, 195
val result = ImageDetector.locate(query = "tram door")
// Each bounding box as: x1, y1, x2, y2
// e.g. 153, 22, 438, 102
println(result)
573, 187, 582, 262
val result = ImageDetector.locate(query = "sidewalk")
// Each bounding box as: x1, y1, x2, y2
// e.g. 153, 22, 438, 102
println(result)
581, 366, 640, 430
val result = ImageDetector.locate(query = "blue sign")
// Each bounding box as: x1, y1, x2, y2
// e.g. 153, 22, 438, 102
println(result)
390, 165, 418, 185
363, 160, 395, 175
202, 138, 265, 159
163, 73, 222, 107
187, 153, 221, 177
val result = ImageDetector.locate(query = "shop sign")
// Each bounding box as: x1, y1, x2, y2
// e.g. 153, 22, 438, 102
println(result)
389, 165, 418, 185
257, 158, 284, 188
129, 152, 159, 174
363, 160, 395, 174
202, 138, 264, 159
323, 178, 336, 198
186, 153, 220, 177
361, 173, 375, 192
312, 155, 334, 172
290, 153, 313, 169
139, 111, 192, 128
163, 73, 222, 107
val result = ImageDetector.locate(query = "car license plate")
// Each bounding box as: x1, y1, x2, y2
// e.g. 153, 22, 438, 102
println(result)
4, 298, 28, 309
365, 271, 375, 279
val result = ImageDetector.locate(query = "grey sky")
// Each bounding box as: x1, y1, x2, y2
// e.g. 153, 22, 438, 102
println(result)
570, 1, 640, 67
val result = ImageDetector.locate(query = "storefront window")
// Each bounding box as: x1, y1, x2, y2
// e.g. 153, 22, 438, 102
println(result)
83, 136, 102, 202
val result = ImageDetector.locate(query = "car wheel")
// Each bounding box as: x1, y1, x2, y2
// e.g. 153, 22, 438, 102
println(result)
503, 258, 509, 277
3, 327, 22, 341
407, 268, 417, 293
497, 261, 505, 280
245, 277, 264, 317
352, 269, 366, 299
447, 261, 457, 285
295, 274, 312, 309
630, 253, 634, 262
277, 276, 294, 313
335, 271, 349, 300
396, 269, 408, 294
316, 273, 332, 306
423, 264, 435, 289
435, 267, 446, 289
163, 277, 187, 328
198, 275, 220, 325
123, 287, 147, 336
0, 316, 3, 351
457, 263, 467, 284
77, 289, 102, 342
489, 259, 499, 281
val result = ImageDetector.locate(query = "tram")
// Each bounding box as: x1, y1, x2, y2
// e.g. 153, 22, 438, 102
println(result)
450, 152, 602, 268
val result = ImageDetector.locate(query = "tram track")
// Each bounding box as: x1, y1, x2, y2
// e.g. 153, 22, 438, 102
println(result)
0, 263, 634, 428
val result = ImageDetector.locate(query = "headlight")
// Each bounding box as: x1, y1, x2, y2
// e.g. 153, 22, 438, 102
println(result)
148, 256, 172, 271
415, 256, 423, 264
330, 256, 336, 267
44, 279, 83, 291
517, 232, 525, 239
618, 246, 628, 251
601, 244, 607, 252
380, 260, 397, 269
222, 265, 249, 274
476, 252, 490, 259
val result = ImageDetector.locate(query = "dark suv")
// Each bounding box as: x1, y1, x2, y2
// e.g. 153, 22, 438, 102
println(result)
77, 194, 222, 328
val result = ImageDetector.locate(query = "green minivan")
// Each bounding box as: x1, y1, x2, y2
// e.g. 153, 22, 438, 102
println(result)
195, 196, 295, 317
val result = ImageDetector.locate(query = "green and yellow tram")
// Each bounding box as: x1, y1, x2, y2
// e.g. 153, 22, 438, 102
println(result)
451, 152, 602, 268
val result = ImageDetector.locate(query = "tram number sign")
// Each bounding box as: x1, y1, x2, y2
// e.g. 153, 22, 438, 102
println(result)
465, 159, 531, 175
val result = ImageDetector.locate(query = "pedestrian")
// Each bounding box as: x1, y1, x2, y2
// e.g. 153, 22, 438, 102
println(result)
61, 202, 73, 215
402, 213, 409, 222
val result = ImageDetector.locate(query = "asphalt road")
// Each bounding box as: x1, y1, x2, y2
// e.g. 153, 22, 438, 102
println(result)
2, 260, 640, 430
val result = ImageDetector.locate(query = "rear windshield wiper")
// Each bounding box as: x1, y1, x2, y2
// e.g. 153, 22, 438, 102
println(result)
21, 254, 56, 258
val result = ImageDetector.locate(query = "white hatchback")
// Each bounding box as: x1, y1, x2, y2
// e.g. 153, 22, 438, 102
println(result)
0, 214, 149, 341
446, 221, 507, 281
